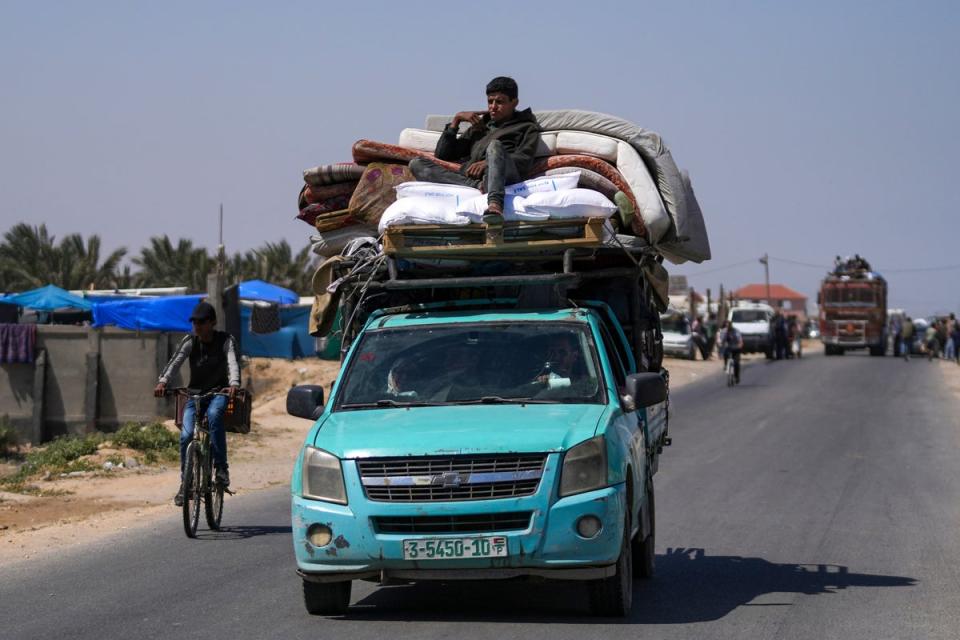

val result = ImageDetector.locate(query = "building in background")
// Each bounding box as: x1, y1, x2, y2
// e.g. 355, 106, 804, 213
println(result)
733, 284, 808, 322
668, 275, 705, 315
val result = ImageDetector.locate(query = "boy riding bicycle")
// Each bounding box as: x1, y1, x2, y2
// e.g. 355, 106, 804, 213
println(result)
717, 320, 744, 384
154, 301, 240, 506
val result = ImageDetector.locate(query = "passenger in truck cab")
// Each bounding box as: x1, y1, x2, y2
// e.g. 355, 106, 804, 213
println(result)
534, 334, 581, 389
408, 76, 541, 225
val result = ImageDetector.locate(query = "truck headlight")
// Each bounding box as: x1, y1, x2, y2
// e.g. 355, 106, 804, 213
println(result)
559, 436, 608, 497
301, 447, 347, 504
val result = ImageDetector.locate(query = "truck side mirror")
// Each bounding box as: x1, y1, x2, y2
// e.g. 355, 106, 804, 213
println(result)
625, 373, 667, 408
287, 385, 325, 420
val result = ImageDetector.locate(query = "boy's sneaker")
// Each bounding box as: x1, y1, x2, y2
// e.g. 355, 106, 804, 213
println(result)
482, 201, 504, 225
215, 467, 230, 488
174, 485, 184, 507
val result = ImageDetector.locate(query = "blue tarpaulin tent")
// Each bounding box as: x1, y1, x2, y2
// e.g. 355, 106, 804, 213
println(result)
2, 285, 93, 311
238, 280, 298, 305
240, 305, 314, 358
92, 295, 203, 332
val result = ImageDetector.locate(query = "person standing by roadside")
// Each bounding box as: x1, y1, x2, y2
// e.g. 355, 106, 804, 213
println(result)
945, 313, 956, 361
951, 315, 960, 365
901, 316, 914, 361
891, 315, 903, 360
691, 315, 709, 360
704, 312, 718, 360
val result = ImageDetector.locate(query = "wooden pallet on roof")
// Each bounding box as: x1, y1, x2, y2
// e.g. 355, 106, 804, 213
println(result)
381, 217, 606, 258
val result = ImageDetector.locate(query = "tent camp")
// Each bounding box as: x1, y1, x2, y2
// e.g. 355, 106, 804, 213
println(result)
2, 285, 93, 311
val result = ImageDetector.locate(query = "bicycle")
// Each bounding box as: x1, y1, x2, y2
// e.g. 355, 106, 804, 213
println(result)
169, 388, 233, 538
722, 350, 740, 387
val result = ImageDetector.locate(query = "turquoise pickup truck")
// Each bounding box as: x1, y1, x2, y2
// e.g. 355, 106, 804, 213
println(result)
287, 263, 670, 617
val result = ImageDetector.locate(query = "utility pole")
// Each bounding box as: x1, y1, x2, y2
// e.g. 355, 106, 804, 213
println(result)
208, 203, 227, 331
760, 253, 771, 306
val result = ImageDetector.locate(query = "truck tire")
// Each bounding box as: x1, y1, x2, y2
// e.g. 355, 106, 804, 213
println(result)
687, 344, 697, 360
303, 579, 351, 616
869, 345, 884, 357
824, 344, 834, 356
590, 511, 633, 617
633, 481, 655, 579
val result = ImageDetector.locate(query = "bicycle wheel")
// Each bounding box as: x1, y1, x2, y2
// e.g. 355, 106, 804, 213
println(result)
182, 441, 202, 538
205, 457, 224, 530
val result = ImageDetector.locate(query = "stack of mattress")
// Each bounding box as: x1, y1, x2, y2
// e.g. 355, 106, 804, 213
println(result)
296, 110, 710, 264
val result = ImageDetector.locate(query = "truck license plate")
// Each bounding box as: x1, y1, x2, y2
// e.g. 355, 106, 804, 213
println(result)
402, 536, 507, 560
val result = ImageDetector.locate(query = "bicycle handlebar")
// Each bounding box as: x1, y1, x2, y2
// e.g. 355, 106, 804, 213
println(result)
163, 387, 233, 400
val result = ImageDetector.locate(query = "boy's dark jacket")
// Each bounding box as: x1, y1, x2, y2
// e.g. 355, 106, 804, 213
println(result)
434, 108, 541, 177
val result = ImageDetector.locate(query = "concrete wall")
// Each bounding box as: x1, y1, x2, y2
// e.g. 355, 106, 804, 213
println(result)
0, 326, 187, 444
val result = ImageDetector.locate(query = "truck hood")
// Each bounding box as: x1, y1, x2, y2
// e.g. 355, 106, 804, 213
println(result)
310, 404, 607, 458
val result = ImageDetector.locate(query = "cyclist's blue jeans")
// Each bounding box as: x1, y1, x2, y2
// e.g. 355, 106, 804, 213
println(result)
180, 395, 228, 476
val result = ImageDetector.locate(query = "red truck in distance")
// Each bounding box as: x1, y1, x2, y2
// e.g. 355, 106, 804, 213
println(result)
819, 257, 887, 356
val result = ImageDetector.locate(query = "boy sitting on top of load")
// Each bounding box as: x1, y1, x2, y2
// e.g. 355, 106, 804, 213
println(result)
409, 76, 540, 225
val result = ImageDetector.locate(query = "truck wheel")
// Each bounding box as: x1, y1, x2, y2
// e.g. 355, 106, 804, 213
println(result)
869, 345, 884, 357
688, 344, 697, 360
590, 511, 633, 616
303, 579, 351, 616
633, 482, 655, 579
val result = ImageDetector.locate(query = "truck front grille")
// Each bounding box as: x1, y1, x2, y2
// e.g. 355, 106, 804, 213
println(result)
357, 454, 547, 502
372, 512, 532, 534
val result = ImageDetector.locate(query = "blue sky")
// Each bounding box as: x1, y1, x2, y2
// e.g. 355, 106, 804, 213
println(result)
1, 1, 958, 314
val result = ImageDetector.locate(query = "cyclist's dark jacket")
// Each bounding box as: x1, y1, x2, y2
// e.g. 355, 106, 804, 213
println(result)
158, 332, 240, 392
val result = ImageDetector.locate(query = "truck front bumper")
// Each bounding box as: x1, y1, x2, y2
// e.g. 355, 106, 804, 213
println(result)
292, 463, 626, 582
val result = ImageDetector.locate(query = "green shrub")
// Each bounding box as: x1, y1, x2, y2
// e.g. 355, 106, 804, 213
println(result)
21, 434, 101, 473
110, 423, 178, 453
0, 432, 102, 484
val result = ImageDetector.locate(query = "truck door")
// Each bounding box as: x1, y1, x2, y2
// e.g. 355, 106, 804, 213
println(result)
596, 319, 646, 527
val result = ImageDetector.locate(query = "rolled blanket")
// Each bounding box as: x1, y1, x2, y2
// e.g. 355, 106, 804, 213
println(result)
301, 181, 358, 205
352, 139, 460, 171
298, 199, 352, 226
303, 163, 366, 187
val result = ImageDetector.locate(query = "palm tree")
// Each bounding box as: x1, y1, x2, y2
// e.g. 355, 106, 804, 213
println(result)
0, 223, 61, 290
132, 235, 212, 291
227, 240, 315, 294
57, 234, 127, 290
0, 223, 126, 291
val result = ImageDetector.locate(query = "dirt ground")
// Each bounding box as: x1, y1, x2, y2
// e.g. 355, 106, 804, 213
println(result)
0, 348, 834, 563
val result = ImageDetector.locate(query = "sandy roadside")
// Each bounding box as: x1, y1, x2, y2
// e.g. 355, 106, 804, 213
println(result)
0, 354, 736, 563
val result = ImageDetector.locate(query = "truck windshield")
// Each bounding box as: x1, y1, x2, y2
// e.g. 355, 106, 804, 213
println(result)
823, 287, 877, 306
731, 310, 769, 323
335, 323, 603, 410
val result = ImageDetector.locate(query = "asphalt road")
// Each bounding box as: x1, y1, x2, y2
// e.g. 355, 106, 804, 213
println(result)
3, 350, 960, 639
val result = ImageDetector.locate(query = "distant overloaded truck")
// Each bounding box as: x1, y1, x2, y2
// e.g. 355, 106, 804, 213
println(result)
818, 257, 887, 356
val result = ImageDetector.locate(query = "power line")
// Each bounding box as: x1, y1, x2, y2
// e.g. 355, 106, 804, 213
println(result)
879, 264, 960, 273
768, 257, 830, 270
681, 259, 756, 277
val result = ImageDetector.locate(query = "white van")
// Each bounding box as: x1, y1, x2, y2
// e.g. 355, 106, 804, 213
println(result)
728, 303, 774, 358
